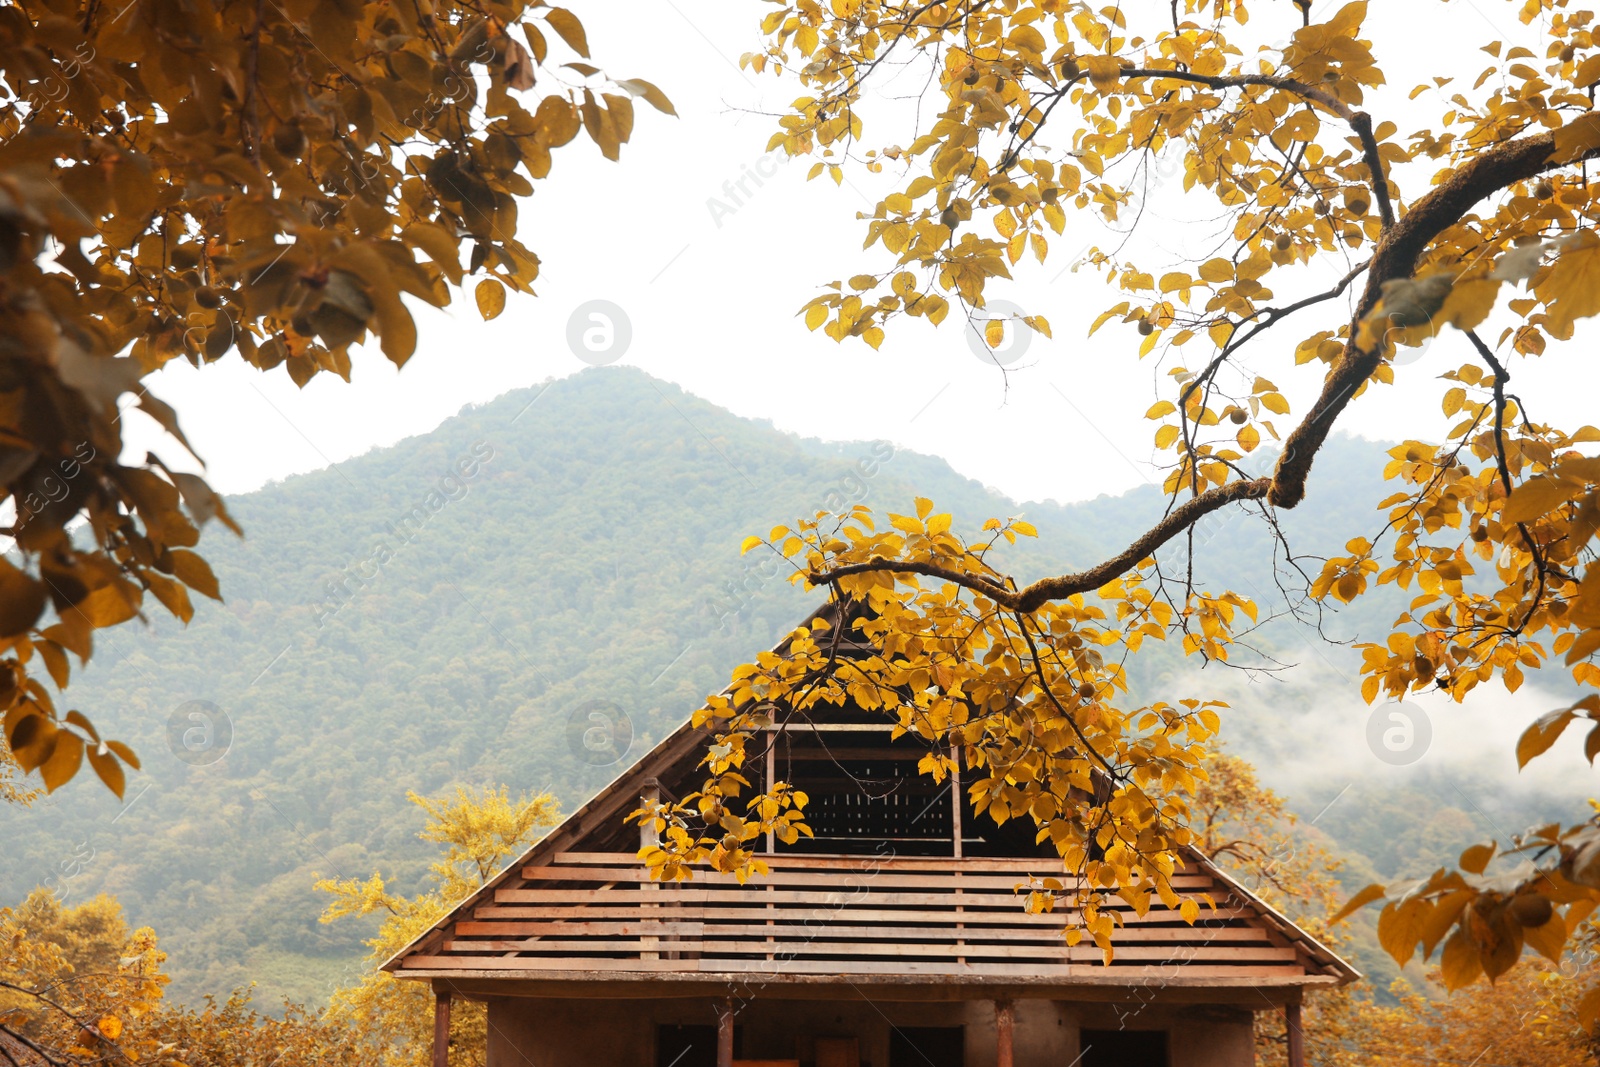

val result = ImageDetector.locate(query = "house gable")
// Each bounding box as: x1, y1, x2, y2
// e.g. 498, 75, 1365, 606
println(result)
386, 603, 1358, 993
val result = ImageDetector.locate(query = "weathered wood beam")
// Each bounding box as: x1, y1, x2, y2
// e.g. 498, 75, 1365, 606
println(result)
1286, 999, 1306, 1067
717, 997, 735, 1067
432, 990, 451, 1067
995, 999, 1014, 1067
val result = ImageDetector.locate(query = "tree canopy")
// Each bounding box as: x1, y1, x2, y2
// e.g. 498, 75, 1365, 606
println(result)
633, 0, 1600, 1014
0, 0, 669, 798
1, 783, 556, 1066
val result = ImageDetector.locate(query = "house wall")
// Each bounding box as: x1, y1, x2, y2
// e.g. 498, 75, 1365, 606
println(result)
485, 993, 1257, 1067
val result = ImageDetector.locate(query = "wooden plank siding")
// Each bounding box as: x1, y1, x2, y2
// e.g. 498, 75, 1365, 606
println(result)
393, 851, 1330, 982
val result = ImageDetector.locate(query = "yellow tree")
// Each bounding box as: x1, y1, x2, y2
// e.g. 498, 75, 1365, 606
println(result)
1344, 959, 1600, 1066
1, 887, 167, 1065
318, 784, 560, 1067
2, 886, 379, 1066
1185, 754, 1360, 1066
0, 0, 671, 799
631, 0, 1600, 1021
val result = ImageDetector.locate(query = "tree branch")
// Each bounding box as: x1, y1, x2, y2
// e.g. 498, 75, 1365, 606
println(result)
1270, 128, 1595, 508
1121, 67, 1395, 228
808, 477, 1271, 612
1466, 328, 1552, 635
816, 108, 1599, 617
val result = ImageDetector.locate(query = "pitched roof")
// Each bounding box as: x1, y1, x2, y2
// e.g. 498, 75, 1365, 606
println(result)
386, 602, 1360, 993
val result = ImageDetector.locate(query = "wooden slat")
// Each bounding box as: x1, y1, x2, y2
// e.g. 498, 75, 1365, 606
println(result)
399, 954, 1307, 978
522, 865, 1219, 893
494, 887, 1236, 912
470, 904, 1262, 926
551, 852, 1208, 875
426, 850, 1314, 984
759, 724, 898, 732
441, 938, 1298, 962
452, 921, 1276, 944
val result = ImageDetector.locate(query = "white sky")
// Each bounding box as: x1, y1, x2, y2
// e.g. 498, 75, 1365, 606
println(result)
123, 0, 1600, 504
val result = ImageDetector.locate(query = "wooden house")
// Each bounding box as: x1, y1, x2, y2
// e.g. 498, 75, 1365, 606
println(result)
387, 605, 1357, 1067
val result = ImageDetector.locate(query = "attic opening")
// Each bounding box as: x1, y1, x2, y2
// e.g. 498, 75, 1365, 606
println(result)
756, 718, 1052, 857
580, 707, 1055, 858
581, 604, 1056, 858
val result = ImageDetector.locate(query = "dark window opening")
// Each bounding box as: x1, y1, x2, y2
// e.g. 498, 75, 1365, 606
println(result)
765, 723, 1051, 858
1080, 1029, 1169, 1067
793, 756, 952, 853
657, 1024, 740, 1067
890, 1025, 964, 1067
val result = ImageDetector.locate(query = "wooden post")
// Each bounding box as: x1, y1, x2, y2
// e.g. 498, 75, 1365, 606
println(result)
1285, 999, 1306, 1067
641, 779, 660, 961
765, 743, 777, 853
716, 997, 735, 1067
432, 990, 452, 1067
950, 743, 963, 858
952, 743, 965, 963
995, 999, 1014, 1067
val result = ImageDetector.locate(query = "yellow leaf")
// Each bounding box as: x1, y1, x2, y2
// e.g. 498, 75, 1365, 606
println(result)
77, 585, 138, 627
1378, 897, 1429, 967
1578, 983, 1600, 1030
544, 8, 590, 57
1459, 841, 1496, 874
1324, 0, 1368, 35
984, 319, 1004, 348
169, 549, 221, 600
87, 746, 125, 799
1439, 928, 1483, 990
1504, 475, 1579, 523
1236, 424, 1260, 452
1524, 911, 1568, 962
97, 1016, 123, 1040
475, 278, 507, 320
1083, 54, 1122, 91
1516, 709, 1575, 767
1553, 113, 1600, 164
40, 731, 84, 792
804, 303, 828, 331
889, 513, 924, 534
618, 78, 677, 117
1331, 883, 1382, 927
1437, 277, 1500, 332
740, 535, 762, 554
1538, 229, 1600, 334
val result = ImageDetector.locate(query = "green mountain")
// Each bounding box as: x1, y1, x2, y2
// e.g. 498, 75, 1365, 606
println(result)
0, 367, 1585, 1006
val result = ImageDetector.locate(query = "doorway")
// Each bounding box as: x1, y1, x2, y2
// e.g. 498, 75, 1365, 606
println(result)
1079, 1030, 1169, 1067
888, 1026, 964, 1067
657, 1024, 740, 1067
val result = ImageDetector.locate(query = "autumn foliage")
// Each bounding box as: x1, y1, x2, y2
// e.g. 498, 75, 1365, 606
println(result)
0, 0, 668, 798
2, 783, 557, 1066
623, 0, 1600, 1025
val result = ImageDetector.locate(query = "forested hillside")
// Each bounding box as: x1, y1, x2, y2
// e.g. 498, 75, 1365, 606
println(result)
1, 368, 1585, 1006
